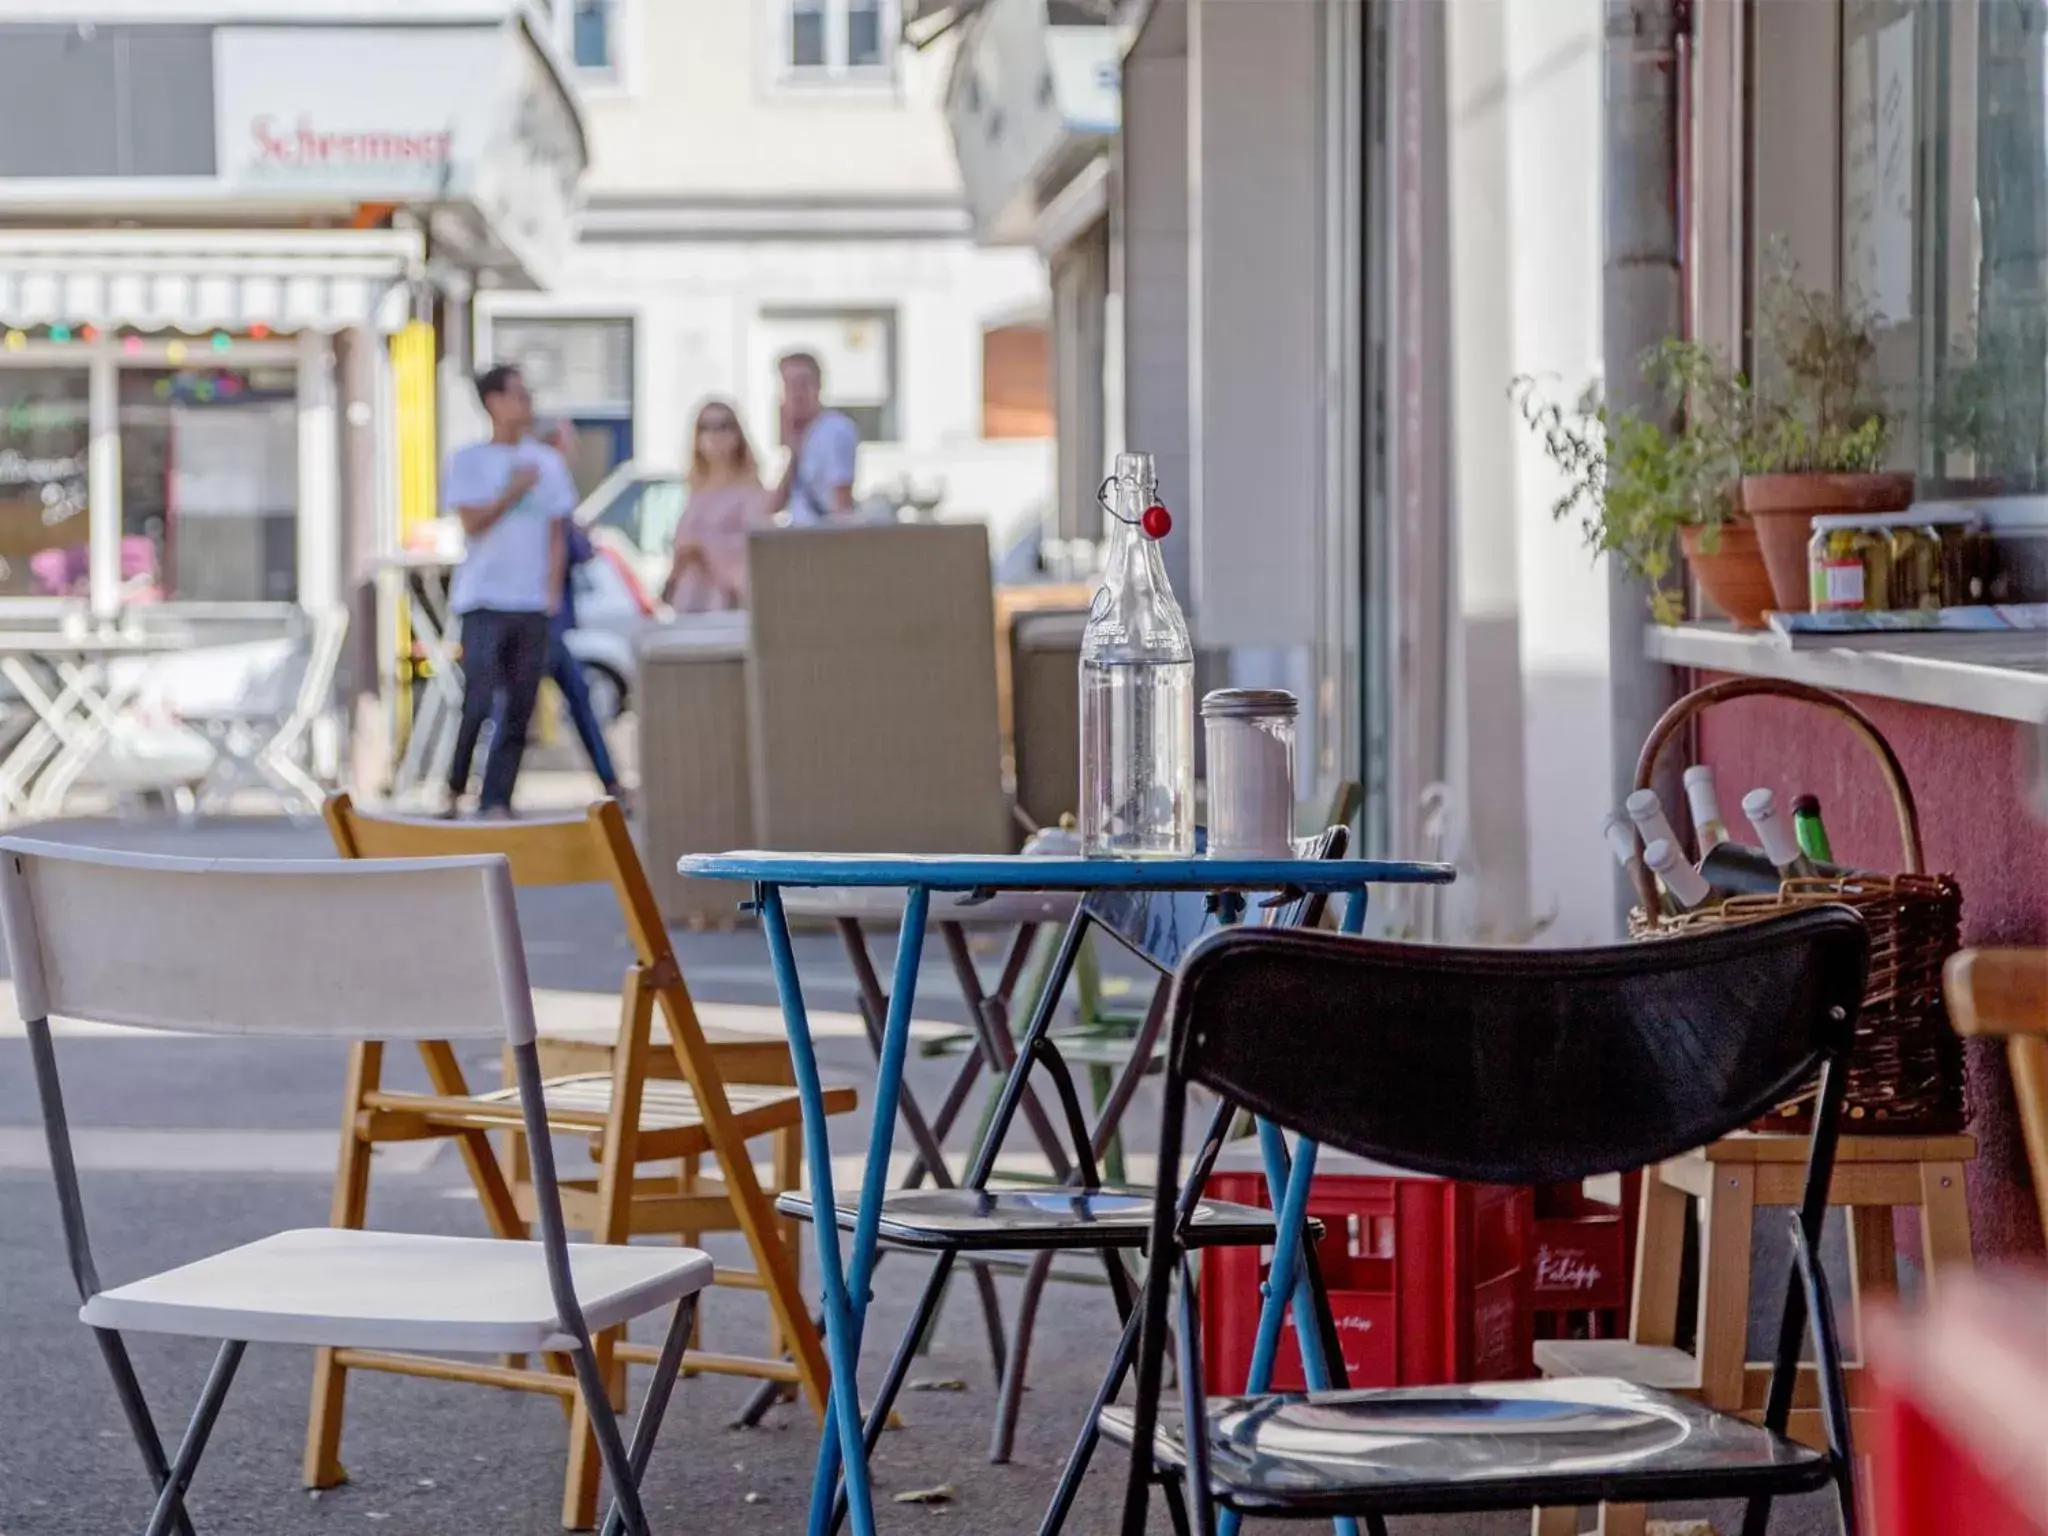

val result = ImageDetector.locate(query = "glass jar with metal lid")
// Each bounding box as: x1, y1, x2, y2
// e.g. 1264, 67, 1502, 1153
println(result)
1807, 515, 1893, 612
1201, 688, 1298, 859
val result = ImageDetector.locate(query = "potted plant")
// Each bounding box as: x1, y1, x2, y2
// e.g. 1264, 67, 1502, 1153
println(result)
1517, 340, 1774, 627
1739, 254, 1910, 608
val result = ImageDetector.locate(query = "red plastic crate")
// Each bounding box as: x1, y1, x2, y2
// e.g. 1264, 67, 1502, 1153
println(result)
1199, 1150, 1534, 1396
1530, 1174, 1639, 1340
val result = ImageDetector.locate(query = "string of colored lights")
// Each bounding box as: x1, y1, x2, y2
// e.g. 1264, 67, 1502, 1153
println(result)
1, 325, 270, 354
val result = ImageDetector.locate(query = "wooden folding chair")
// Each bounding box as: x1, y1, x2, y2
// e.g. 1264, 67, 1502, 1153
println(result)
309, 794, 853, 1529
1946, 947, 2048, 1238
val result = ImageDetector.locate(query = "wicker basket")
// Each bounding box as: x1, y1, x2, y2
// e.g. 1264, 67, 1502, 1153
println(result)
1629, 677, 1965, 1133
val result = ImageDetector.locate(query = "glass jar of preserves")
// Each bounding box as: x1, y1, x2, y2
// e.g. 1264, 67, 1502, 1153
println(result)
1888, 524, 1942, 610
1808, 516, 1892, 612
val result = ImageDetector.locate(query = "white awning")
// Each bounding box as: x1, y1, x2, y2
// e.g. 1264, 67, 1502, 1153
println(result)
0, 229, 423, 334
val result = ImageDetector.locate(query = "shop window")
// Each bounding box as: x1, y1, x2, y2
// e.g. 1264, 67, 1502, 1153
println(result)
758, 308, 899, 444
981, 321, 1054, 440
778, 0, 894, 83
119, 366, 298, 604
0, 367, 91, 597
1841, 0, 2048, 498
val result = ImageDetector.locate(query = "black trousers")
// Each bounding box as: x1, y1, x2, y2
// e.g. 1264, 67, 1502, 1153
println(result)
448, 607, 551, 811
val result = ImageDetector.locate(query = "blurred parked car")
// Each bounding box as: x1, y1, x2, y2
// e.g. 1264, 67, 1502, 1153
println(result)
574, 463, 684, 598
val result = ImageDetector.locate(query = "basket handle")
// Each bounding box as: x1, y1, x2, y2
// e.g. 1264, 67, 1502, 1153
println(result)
1630, 676, 1925, 916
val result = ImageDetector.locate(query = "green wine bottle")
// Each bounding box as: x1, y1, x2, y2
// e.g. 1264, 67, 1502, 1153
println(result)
1791, 794, 1835, 865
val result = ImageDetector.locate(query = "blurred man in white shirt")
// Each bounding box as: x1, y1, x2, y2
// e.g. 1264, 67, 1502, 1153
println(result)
769, 350, 859, 525
441, 364, 574, 817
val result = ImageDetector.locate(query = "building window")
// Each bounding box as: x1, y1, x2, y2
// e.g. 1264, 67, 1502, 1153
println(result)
552, 0, 625, 83
573, 1, 614, 70
489, 316, 637, 493
119, 366, 299, 603
1840, 0, 2048, 498
0, 367, 91, 597
981, 321, 1054, 439
759, 308, 899, 443
779, 0, 895, 82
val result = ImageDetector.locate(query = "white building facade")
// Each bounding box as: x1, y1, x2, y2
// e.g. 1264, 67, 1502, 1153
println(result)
0, 1, 585, 624
479, 0, 1056, 564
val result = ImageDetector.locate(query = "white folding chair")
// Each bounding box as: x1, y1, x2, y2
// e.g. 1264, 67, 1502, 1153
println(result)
178, 607, 348, 814
3, 839, 712, 1536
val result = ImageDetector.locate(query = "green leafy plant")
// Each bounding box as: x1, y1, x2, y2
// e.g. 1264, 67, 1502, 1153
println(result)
1514, 340, 1752, 624
1518, 248, 1895, 624
1750, 244, 1890, 474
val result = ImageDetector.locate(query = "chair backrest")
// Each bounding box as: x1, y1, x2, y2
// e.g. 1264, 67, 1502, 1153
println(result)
1169, 905, 1869, 1184
743, 522, 1011, 854
1083, 826, 1349, 977
283, 604, 349, 733
323, 792, 675, 979
0, 836, 534, 1045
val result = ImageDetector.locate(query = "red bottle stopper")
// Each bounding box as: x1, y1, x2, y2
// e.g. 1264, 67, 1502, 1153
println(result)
1141, 503, 1172, 540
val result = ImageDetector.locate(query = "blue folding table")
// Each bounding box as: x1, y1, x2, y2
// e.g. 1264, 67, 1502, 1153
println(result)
676, 852, 1455, 1536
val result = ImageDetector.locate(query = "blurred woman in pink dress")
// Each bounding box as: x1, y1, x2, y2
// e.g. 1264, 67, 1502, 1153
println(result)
664, 399, 770, 613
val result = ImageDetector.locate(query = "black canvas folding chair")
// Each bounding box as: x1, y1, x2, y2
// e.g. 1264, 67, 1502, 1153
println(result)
1107, 905, 1871, 1536
5, 839, 713, 1536
780, 830, 1358, 1534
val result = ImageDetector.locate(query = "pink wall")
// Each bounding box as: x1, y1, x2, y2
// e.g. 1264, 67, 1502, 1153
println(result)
1696, 681, 2048, 1262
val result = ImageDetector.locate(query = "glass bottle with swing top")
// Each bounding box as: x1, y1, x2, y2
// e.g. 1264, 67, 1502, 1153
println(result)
1079, 452, 1195, 856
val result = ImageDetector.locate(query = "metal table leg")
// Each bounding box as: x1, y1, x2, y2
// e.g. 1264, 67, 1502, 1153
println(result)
793, 884, 931, 1536
760, 885, 891, 1536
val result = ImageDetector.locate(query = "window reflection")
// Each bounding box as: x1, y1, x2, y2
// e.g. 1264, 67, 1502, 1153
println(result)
0, 368, 91, 597
1843, 0, 2048, 495
118, 366, 298, 603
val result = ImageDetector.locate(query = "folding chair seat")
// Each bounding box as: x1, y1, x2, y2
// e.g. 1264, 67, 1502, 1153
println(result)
1100, 1378, 1830, 1520
82, 1228, 712, 1357
1107, 908, 1871, 1536
776, 1185, 1298, 1252
315, 795, 853, 1529
460, 1075, 856, 1174
7, 841, 708, 1536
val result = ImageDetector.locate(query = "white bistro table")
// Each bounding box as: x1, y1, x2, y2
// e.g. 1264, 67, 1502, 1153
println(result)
0, 627, 193, 817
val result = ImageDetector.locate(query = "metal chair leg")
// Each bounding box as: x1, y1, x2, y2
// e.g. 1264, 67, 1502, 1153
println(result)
143, 1340, 246, 1536
92, 1330, 199, 1536
1037, 1275, 1150, 1535
990, 1250, 1056, 1464
599, 1294, 700, 1536
828, 1251, 963, 1536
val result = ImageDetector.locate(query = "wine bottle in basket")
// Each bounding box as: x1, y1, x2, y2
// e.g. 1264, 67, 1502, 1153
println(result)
1742, 788, 1818, 881
1701, 842, 1848, 897
1791, 793, 1834, 864
1625, 788, 1681, 860
1602, 810, 1642, 879
1644, 837, 1713, 914
1684, 765, 1731, 854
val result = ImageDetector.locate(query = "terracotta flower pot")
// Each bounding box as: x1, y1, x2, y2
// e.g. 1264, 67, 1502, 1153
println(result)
1740, 472, 1916, 612
1678, 521, 1775, 629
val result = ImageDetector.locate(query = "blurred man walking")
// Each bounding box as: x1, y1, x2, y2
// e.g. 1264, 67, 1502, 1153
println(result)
442, 365, 573, 818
